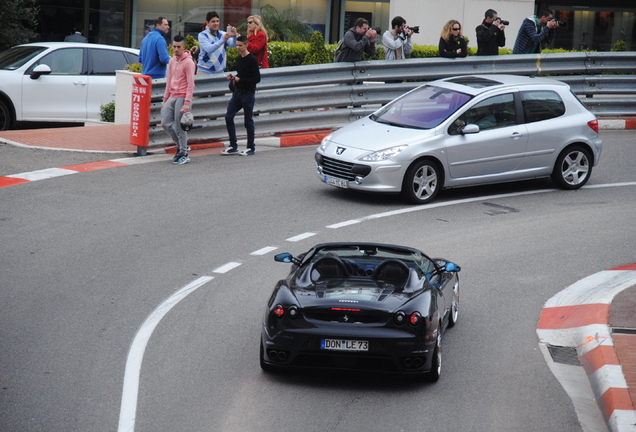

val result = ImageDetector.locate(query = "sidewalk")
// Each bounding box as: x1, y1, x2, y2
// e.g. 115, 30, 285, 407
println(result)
0, 123, 330, 154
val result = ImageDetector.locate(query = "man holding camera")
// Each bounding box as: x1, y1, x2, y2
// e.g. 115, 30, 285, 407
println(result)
476, 9, 506, 56
513, 8, 559, 54
383, 16, 413, 60
335, 17, 376, 62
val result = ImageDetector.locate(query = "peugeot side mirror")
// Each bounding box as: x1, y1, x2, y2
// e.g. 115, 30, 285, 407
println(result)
460, 124, 479, 135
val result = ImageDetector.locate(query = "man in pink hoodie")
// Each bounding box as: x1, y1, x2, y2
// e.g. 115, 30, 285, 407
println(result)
161, 35, 196, 165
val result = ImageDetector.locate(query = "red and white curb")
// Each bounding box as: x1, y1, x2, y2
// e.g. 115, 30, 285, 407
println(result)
537, 264, 636, 432
598, 119, 636, 130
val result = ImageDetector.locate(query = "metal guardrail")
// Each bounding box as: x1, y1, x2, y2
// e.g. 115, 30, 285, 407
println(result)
147, 51, 636, 147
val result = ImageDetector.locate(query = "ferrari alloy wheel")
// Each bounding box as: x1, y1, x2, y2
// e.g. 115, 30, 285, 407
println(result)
402, 159, 442, 204
551, 146, 592, 190
426, 330, 442, 382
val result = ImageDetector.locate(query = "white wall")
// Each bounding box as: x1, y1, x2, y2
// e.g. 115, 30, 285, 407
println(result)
390, 0, 535, 49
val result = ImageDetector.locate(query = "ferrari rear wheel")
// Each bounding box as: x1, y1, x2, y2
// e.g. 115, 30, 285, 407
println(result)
401, 159, 442, 204
425, 330, 442, 382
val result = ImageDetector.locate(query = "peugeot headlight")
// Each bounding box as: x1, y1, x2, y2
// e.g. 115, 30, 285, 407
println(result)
360, 145, 408, 161
319, 134, 332, 151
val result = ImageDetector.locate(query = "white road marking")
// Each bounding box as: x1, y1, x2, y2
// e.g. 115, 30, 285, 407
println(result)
7, 167, 77, 181
327, 220, 361, 229
250, 246, 278, 255
213, 262, 242, 273
117, 276, 213, 432
286, 232, 316, 242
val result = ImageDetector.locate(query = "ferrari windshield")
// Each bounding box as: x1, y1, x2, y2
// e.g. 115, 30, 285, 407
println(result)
305, 244, 432, 273
371, 85, 472, 129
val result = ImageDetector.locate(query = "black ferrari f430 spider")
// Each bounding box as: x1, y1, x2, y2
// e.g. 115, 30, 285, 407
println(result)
260, 242, 461, 381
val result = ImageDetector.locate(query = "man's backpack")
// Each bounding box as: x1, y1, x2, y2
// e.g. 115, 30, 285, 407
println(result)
333, 37, 346, 62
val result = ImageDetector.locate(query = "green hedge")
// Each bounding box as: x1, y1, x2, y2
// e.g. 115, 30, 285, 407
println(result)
131, 36, 595, 72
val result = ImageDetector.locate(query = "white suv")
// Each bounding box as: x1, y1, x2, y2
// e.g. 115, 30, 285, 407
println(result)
0, 42, 139, 130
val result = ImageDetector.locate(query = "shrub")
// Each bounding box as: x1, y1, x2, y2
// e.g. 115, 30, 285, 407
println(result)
303, 31, 331, 65
100, 101, 115, 122
611, 40, 628, 52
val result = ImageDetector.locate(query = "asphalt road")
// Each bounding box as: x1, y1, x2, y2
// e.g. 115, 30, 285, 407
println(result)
1, 130, 634, 432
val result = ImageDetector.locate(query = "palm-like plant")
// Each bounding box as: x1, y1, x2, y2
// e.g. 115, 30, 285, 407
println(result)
259, 4, 314, 42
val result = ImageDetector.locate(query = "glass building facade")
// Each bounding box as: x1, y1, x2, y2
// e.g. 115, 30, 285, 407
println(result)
30, 0, 635, 50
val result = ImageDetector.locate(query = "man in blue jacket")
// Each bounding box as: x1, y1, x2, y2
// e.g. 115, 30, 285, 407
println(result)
139, 17, 171, 79
513, 9, 559, 54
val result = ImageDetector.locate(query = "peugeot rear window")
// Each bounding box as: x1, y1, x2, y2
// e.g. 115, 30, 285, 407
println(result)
371, 85, 472, 129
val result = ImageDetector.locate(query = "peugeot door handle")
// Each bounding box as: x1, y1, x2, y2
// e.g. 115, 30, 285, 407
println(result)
73, 81, 86, 86
510, 132, 523, 139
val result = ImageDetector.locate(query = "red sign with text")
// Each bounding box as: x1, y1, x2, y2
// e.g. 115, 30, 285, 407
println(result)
130, 74, 151, 147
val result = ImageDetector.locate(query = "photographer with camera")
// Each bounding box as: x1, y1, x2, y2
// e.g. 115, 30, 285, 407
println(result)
439, 20, 467, 58
335, 17, 376, 62
382, 16, 414, 60
476, 9, 506, 56
513, 8, 559, 54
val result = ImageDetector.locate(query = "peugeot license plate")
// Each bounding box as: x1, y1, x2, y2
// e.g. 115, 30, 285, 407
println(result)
324, 175, 348, 189
321, 339, 368, 351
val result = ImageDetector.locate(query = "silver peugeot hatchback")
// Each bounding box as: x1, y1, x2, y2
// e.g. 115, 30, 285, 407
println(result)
315, 74, 602, 204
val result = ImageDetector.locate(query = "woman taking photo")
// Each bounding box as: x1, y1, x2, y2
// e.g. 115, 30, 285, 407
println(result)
246, 15, 269, 68
439, 20, 467, 58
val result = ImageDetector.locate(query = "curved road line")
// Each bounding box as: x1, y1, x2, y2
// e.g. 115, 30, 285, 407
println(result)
117, 181, 636, 431
117, 276, 213, 432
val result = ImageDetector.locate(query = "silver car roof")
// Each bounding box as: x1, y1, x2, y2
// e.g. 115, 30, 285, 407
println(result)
429, 74, 570, 96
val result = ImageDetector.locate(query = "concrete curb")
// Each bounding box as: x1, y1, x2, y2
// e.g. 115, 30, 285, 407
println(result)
0, 131, 329, 189
537, 264, 636, 432
163, 131, 331, 154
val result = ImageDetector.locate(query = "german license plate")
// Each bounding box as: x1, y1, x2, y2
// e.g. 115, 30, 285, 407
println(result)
321, 339, 368, 351
324, 175, 348, 189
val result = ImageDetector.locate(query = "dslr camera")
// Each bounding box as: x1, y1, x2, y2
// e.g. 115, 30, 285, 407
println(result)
496, 18, 510, 26
407, 25, 420, 34
549, 18, 567, 27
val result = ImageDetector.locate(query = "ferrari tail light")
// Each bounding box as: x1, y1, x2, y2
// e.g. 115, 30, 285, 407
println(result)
273, 305, 285, 318
587, 120, 599, 134
409, 312, 422, 326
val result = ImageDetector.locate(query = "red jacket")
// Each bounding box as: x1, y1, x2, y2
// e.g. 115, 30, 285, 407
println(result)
163, 50, 196, 106
247, 31, 269, 68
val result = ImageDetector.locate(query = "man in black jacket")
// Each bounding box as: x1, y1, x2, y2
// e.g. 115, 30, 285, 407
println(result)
476, 9, 506, 56
222, 35, 261, 156
335, 18, 376, 62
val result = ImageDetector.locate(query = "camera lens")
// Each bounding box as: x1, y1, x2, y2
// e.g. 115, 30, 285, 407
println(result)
500, 20, 509, 26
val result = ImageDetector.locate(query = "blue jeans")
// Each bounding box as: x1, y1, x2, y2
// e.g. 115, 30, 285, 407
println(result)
225, 89, 256, 150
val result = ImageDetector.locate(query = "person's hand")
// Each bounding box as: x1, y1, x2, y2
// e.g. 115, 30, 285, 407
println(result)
456, 48, 462, 54
405, 28, 414, 37
366, 28, 377, 39
226, 73, 234, 81
181, 104, 190, 113
547, 19, 559, 29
